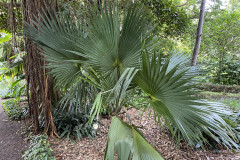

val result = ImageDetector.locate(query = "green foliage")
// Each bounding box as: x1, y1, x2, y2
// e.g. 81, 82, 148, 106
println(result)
205, 113, 240, 152
214, 61, 240, 85
53, 110, 97, 141
0, 4, 9, 32
198, 91, 240, 111
134, 51, 238, 148
104, 116, 164, 160
22, 135, 55, 160
222, 99, 240, 111
2, 98, 27, 120
197, 83, 240, 93
140, 0, 190, 37
202, 95, 240, 149
200, 60, 240, 86
198, 10, 240, 85
203, 10, 240, 56
57, 79, 97, 114
0, 30, 11, 43
58, 0, 86, 17
198, 90, 240, 149
6, 78, 26, 98
24, 1, 157, 117
0, 53, 26, 98
126, 89, 149, 109
0, 1, 23, 33
54, 79, 98, 140
0, 63, 11, 97
0, 76, 26, 99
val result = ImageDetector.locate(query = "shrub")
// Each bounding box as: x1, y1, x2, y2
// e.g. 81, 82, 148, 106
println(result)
202, 61, 240, 85
197, 83, 240, 93
2, 99, 27, 120
22, 135, 55, 160
6, 78, 26, 98
53, 111, 97, 141
215, 61, 240, 85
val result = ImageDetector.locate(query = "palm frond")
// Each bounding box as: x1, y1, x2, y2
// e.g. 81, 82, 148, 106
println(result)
134, 51, 238, 148
24, 1, 156, 76
88, 67, 138, 123
107, 68, 138, 104
57, 79, 97, 115
104, 116, 164, 160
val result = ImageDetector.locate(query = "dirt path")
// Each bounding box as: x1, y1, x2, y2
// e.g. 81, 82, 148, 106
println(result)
0, 99, 27, 160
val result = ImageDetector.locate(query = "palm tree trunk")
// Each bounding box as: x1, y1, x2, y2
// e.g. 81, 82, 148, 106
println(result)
191, 0, 206, 66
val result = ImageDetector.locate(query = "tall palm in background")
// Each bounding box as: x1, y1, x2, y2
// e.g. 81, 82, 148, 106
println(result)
25, 1, 238, 158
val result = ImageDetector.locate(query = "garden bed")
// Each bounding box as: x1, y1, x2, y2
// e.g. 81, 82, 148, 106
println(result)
49, 108, 240, 160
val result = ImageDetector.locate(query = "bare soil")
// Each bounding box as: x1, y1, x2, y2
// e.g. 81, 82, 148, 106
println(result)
0, 99, 28, 160
50, 108, 240, 160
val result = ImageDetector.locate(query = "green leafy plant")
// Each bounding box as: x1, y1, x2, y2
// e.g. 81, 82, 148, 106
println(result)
199, 92, 240, 111
0, 30, 11, 43
197, 83, 240, 93
6, 78, 26, 98
199, 10, 240, 85
22, 135, 55, 160
25, 1, 240, 158
214, 61, 240, 85
222, 99, 240, 111
52, 79, 98, 141
0, 53, 26, 98
53, 110, 97, 141
140, 0, 190, 37
57, 79, 97, 115
2, 99, 27, 120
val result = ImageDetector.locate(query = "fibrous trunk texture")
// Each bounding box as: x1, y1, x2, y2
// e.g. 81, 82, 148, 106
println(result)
21, 0, 58, 137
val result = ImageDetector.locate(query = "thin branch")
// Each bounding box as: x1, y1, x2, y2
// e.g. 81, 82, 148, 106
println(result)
176, 2, 188, 7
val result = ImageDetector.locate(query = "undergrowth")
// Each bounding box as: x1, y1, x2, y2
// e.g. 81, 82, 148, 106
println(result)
22, 135, 55, 160
53, 110, 98, 141
198, 91, 240, 111
2, 98, 27, 120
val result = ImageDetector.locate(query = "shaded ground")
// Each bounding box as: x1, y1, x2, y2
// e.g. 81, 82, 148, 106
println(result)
50, 108, 240, 160
0, 99, 27, 160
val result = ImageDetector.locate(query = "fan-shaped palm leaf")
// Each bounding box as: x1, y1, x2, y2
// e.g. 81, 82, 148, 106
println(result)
134, 51, 238, 148
24, 1, 156, 88
104, 116, 164, 160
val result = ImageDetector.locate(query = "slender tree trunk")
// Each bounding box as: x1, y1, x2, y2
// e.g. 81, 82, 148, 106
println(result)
22, 0, 58, 136
6, 0, 16, 64
191, 0, 206, 66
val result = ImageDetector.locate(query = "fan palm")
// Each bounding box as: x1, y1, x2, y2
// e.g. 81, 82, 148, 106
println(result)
24, 0, 238, 158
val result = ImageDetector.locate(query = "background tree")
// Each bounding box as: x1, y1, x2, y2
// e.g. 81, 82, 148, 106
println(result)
191, 0, 206, 66
0, 0, 22, 63
201, 10, 240, 84
140, 0, 190, 37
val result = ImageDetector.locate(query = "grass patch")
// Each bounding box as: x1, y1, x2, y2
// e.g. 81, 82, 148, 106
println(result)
198, 91, 240, 111
197, 83, 240, 93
